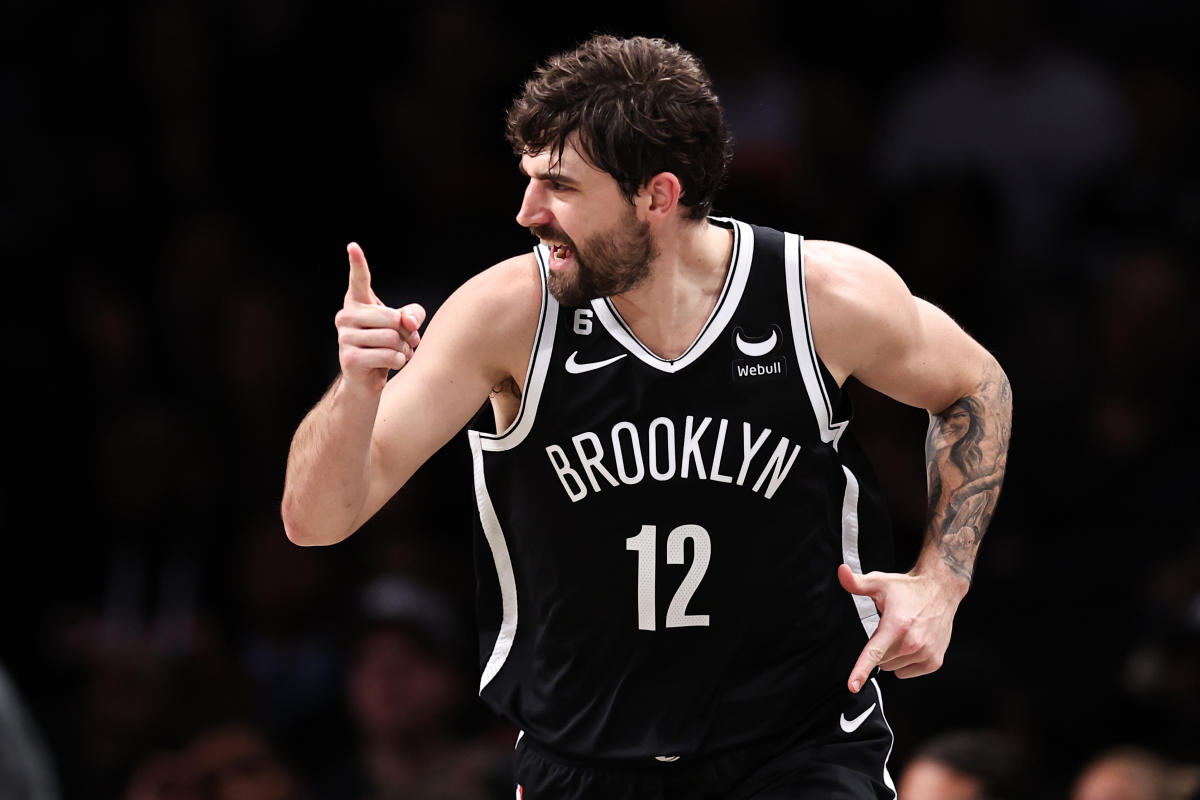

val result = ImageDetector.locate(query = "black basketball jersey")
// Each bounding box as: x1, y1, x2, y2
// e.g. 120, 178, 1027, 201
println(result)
467, 218, 894, 760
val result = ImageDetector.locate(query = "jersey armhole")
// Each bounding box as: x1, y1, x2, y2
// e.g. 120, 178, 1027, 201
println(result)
470, 246, 560, 451
784, 233, 850, 449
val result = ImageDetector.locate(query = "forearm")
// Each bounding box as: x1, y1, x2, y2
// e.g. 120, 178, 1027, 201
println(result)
915, 356, 1013, 588
281, 375, 382, 546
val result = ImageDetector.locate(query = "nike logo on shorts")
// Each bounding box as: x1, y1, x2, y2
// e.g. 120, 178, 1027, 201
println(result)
839, 702, 876, 733
565, 351, 628, 374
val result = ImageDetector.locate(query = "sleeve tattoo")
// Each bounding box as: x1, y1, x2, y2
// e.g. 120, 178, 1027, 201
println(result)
924, 358, 1012, 583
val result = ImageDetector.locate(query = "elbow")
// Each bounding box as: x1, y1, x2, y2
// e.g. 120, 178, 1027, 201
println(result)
280, 495, 348, 547
280, 497, 315, 546
986, 354, 1013, 416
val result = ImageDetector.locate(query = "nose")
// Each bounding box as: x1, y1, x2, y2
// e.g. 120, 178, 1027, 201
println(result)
515, 180, 551, 229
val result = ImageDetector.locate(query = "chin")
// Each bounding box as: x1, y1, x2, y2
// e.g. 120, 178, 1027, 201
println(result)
547, 271, 594, 307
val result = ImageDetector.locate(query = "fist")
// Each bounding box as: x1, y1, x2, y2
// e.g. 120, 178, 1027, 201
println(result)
335, 242, 425, 395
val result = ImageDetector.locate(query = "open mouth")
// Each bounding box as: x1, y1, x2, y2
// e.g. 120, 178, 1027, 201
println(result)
545, 242, 575, 269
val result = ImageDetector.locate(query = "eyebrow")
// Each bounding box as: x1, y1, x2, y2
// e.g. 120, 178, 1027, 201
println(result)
517, 162, 580, 186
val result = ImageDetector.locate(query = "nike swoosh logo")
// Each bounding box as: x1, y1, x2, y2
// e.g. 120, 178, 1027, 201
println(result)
565, 351, 628, 374
735, 329, 778, 357
839, 702, 876, 733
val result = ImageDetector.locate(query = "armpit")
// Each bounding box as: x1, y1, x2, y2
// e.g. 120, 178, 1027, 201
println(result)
489, 376, 522, 400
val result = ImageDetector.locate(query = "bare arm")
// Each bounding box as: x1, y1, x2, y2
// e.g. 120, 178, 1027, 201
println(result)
919, 358, 1012, 584
805, 240, 1012, 691
281, 246, 540, 546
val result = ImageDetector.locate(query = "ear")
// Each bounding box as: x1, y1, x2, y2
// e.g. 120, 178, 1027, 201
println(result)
639, 172, 682, 221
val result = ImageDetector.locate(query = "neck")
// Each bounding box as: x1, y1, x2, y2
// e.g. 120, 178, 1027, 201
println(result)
611, 218, 734, 359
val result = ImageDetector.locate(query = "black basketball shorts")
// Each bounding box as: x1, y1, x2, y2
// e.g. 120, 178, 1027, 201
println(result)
511, 678, 896, 800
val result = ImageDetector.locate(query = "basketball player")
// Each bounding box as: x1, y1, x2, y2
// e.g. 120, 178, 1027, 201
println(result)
282, 35, 1012, 799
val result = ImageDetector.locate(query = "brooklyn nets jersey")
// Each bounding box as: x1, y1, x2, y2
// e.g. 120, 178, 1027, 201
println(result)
467, 218, 894, 760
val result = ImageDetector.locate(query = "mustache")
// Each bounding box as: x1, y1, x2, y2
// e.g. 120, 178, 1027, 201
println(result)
529, 225, 577, 250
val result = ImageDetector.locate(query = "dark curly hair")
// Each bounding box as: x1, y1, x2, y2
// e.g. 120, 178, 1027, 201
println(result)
506, 35, 733, 221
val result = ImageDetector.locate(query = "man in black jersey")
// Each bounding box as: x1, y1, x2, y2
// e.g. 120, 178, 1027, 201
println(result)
282, 35, 1012, 799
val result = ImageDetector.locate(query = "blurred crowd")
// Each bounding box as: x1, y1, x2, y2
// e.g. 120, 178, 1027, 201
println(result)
3, 0, 1198, 798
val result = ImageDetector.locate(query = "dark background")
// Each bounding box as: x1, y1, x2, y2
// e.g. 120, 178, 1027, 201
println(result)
3, 0, 1199, 797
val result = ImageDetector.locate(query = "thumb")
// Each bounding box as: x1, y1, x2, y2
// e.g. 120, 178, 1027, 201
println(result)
837, 564, 883, 599
346, 242, 374, 304
399, 303, 427, 332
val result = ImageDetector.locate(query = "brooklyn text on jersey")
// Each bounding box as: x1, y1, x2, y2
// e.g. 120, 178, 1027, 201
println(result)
545, 415, 802, 502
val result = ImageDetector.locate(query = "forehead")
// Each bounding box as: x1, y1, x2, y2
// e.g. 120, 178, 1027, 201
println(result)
519, 138, 609, 183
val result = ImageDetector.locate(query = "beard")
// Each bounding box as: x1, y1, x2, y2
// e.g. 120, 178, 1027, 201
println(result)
533, 210, 656, 307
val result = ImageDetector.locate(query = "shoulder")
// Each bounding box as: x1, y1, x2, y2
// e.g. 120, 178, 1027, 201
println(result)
452, 252, 543, 318
802, 239, 911, 310
801, 239, 996, 412
416, 253, 544, 385
433, 253, 543, 343
802, 239, 921, 384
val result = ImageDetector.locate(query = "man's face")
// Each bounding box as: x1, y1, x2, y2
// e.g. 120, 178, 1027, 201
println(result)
516, 140, 657, 306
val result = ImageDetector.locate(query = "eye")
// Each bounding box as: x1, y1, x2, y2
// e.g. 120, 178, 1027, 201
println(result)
550, 181, 572, 192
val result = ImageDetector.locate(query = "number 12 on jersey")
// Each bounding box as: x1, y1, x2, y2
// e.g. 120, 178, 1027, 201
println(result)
625, 524, 711, 630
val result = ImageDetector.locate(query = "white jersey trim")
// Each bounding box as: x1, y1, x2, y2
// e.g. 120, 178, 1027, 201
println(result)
470, 428, 520, 693
841, 465, 881, 637
475, 247, 560, 452
871, 677, 898, 797
469, 250, 558, 690
590, 218, 753, 373
784, 233, 849, 448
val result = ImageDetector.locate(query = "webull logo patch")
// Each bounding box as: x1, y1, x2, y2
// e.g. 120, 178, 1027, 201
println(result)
731, 325, 786, 382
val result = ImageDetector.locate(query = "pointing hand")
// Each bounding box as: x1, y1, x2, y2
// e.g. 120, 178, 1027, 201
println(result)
336, 242, 425, 396
838, 564, 965, 694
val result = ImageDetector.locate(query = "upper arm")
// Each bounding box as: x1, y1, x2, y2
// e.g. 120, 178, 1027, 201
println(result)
354, 254, 542, 527
804, 240, 995, 414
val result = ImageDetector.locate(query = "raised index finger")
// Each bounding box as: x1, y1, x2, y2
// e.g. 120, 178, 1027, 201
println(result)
347, 242, 374, 304
848, 616, 900, 693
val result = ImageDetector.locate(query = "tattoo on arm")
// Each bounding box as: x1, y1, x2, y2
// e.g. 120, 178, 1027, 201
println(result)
924, 358, 1012, 583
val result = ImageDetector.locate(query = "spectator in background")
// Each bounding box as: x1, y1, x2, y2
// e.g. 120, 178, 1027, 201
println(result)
317, 574, 512, 800
186, 721, 308, 800
896, 727, 1026, 800
1070, 746, 1200, 800
230, 512, 349, 774
1121, 535, 1200, 756
877, 0, 1127, 262
124, 717, 309, 800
